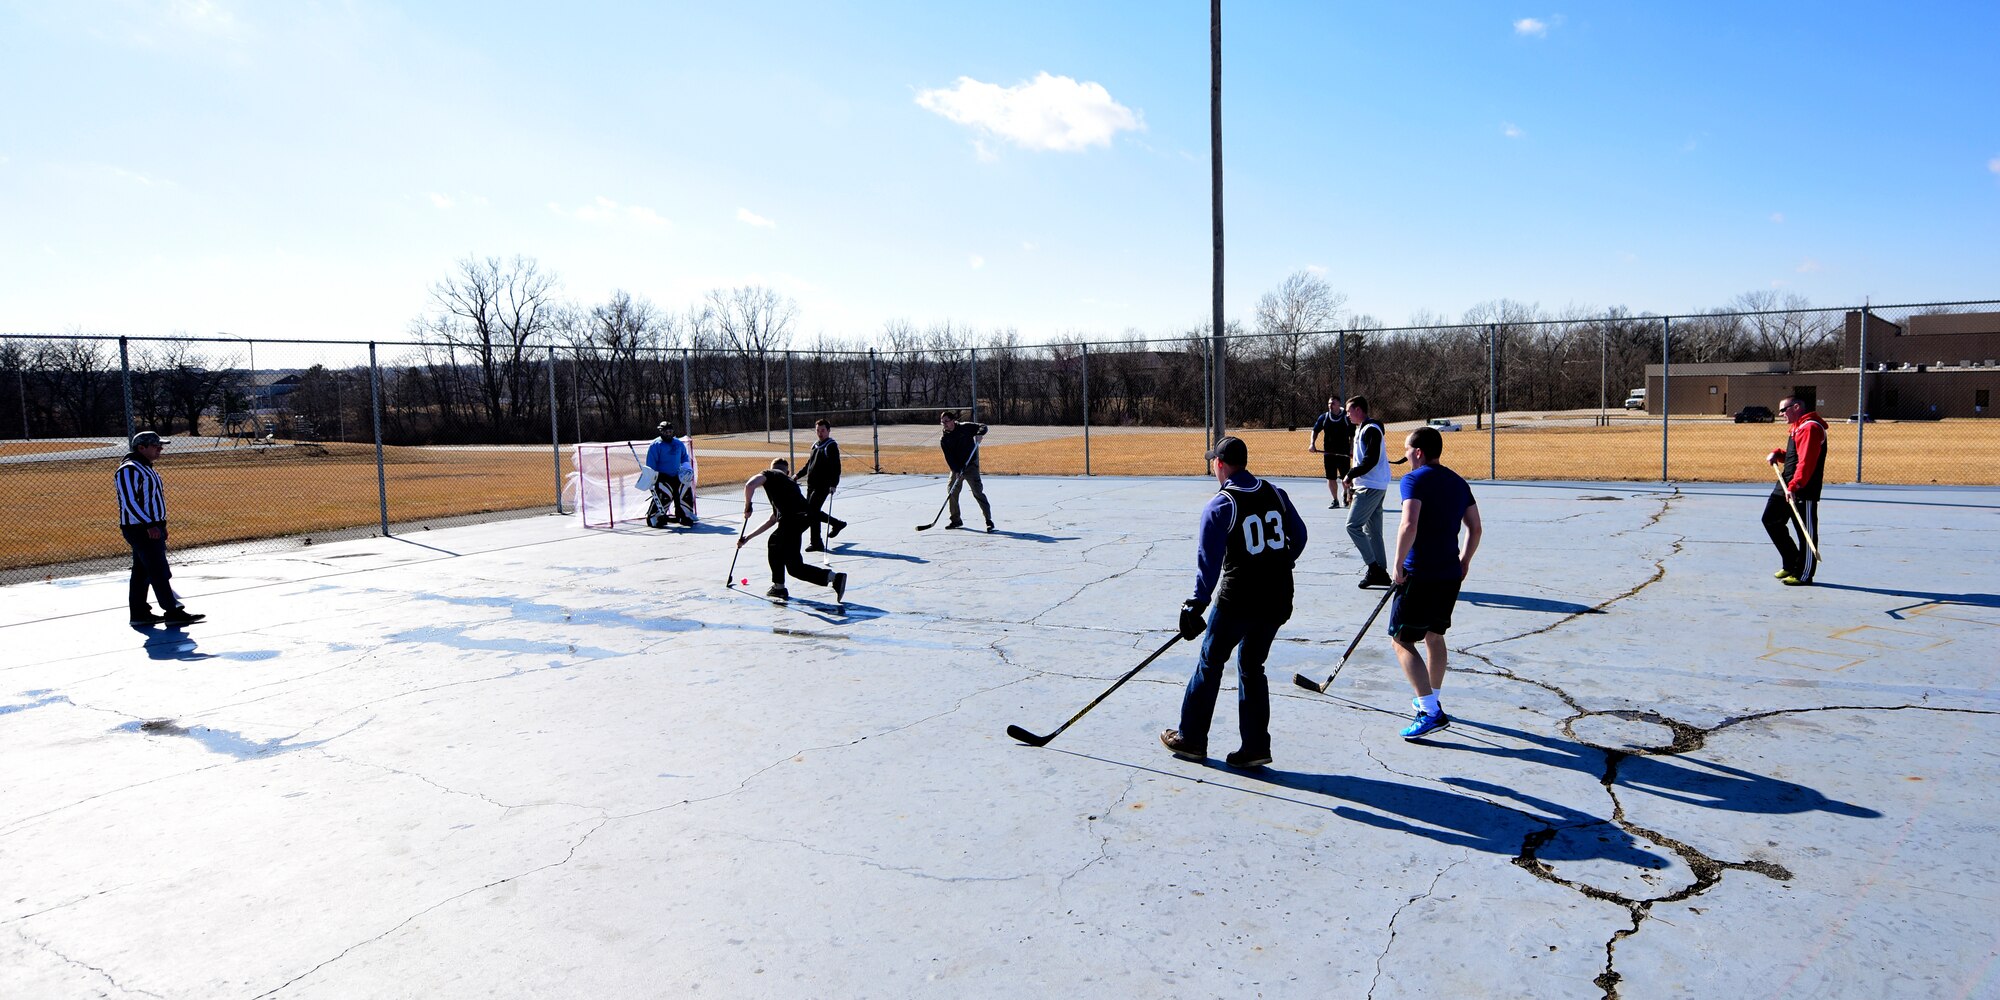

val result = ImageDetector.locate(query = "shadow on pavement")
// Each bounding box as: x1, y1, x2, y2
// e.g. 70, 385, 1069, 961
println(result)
1459, 591, 1605, 615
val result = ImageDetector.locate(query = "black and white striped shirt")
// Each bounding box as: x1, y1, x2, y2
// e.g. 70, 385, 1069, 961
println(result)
115, 456, 167, 525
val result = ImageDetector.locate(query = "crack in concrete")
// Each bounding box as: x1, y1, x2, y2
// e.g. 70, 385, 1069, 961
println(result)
1366, 858, 1466, 1000
250, 816, 615, 998
11, 926, 167, 998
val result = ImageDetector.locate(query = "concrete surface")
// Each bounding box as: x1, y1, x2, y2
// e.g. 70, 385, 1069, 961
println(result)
2, 474, 1995, 999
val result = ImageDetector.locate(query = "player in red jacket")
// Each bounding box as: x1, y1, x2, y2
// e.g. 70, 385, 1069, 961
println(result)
1762, 396, 1828, 585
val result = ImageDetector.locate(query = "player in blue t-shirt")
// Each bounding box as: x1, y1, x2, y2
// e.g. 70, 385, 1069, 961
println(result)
1386, 425, 1482, 740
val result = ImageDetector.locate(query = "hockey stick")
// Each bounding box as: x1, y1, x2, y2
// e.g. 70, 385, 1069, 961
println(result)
1007, 632, 1184, 747
724, 505, 751, 588
915, 441, 979, 531
1772, 465, 1823, 563
1293, 583, 1399, 694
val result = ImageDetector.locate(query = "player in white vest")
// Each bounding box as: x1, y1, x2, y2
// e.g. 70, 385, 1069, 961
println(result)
1342, 395, 1394, 589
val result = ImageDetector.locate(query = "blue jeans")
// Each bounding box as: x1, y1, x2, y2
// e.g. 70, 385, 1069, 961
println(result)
1176, 605, 1286, 755
1346, 487, 1386, 568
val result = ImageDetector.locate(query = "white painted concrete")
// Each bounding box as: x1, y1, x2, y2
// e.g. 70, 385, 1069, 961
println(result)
3, 475, 1996, 998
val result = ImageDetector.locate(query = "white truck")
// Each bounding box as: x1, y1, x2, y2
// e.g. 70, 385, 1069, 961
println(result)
1623, 387, 1647, 410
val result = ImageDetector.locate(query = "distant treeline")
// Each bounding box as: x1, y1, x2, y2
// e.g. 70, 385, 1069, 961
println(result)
3, 257, 1857, 444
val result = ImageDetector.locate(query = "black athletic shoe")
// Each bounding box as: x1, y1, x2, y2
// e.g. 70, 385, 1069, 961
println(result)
1328, 501, 1338, 509
1359, 565, 1393, 589
945, 521, 965, 530
130, 610, 166, 625
985, 520, 995, 533
1225, 748, 1272, 769
832, 572, 848, 604
805, 542, 826, 552
1160, 729, 1206, 761
765, 585, 789, 600
829, 519, 847, 539
162, 607, 206, 625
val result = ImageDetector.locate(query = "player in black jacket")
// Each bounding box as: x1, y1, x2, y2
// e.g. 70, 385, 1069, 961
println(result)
939, 411, 993, 531
802, 419, 846, 552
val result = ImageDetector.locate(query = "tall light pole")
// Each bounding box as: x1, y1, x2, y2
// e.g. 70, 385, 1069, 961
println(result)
1208, 0, 1226, 443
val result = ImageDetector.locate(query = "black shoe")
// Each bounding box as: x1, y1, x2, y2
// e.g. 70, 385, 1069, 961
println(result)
832, 572, 848, 604
1359, 565, 1393, 589
1328, 501, 1338, 509
130, 610, 166, 625
765, 585, 789, 600
1160, 729, 1206, 761
805, 542, 825, 552
677, 516, 695, 527
985, 521, 996, 533
163, 607, 206, 625
829, 519, 847, 539
1225, 748, 1272, 769
945, 521, 965, 530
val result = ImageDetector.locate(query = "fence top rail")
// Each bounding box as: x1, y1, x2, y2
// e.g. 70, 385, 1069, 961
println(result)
5, 297, 1995, 357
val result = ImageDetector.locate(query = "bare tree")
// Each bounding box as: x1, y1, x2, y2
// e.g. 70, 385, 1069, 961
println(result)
420, 255, 560, 432
1254, 271, 1347, 427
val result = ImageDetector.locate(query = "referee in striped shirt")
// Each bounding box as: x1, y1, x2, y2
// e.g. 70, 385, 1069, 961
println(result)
118, 431, 204, 625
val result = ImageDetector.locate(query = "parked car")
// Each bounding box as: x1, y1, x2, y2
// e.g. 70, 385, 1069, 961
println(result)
1426, 418, 1461, 432
1733, 405, 1774, 423
1846, 413, 1876, 423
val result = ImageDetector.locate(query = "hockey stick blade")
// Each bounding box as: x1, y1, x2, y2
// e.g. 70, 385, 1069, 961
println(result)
1296, 585, 1399, 696
1005, 724, 1053, 747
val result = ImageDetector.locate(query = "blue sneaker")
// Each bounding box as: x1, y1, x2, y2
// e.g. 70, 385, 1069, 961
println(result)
1400, 709, 1450, 740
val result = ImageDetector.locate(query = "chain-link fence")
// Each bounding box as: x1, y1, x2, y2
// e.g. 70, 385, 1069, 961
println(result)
5, 297, 1996, 583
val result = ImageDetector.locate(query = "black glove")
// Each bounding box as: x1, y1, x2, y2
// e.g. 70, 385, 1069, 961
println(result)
1178, 601, 1207, 641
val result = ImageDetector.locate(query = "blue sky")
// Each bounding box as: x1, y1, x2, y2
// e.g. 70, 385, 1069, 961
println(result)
3, 1, 1996, 345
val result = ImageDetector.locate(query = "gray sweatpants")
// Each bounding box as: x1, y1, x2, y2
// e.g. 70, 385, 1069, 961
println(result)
947, 461, 992, 524
1346, 486, 1386, 568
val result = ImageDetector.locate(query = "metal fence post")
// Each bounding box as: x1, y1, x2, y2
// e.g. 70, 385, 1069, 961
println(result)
1081, 343, 1091, 476
118, 336, 134, 441
1337, 329, 1346, 406
784, 350, 795, 468
680, 349, 693, 435
763, 349, 771, 442
970, 347, 980, 423
869, 348, 881, 473
369, 341, 389, 535
571, 349, 582, 446
1856, 304, 1868, 483
548, 344, 563, 513
16, 368, 28, 440
1487, 324, 1497, 480
1660, 316, 1672, 483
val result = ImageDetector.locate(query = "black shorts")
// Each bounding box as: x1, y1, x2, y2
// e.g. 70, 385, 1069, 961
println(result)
1386, 578, 1461, 643
1322, 451, 1351, 480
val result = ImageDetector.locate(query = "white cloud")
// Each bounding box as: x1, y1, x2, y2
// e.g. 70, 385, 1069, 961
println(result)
1502, 122, 1524, 139
1988, 156, 2000, 175
737, 208, 776, 229
1769, 212, 1784, 223
1514, 17, 1548, 37
916, 72, 1143, 152
1796, 259, 1822, 273
1021, 241, 1038, 252
1305, 264, 1328, 276
969, 255, 985, 269
427, 192, 454, 209
549, 196, 669, 228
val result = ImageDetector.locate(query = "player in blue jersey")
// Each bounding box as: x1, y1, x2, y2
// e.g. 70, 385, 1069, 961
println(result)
1387, 425, 1482, 740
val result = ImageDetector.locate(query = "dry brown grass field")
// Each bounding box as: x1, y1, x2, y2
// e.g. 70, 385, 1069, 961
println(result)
5, 419, 1990, 573
0, 441, 102, 458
